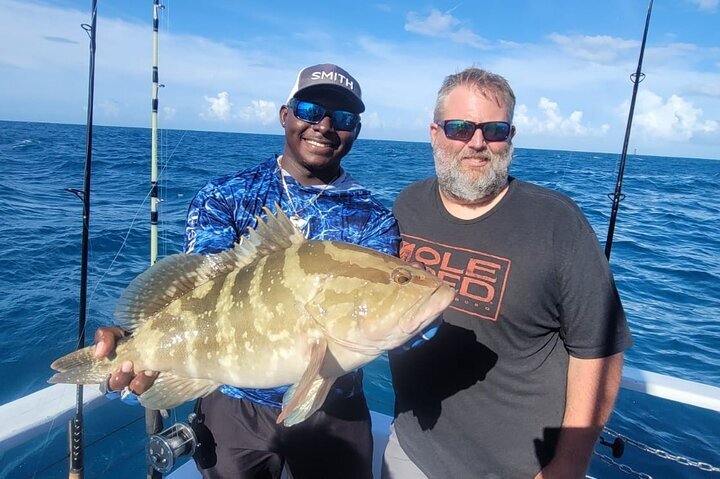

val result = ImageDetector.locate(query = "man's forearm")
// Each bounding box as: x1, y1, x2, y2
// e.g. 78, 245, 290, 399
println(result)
538, 352, 624, 478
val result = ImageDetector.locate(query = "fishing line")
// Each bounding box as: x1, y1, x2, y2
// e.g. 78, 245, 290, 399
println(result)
32, 390, 117, 473
160, 128, 169, 259
605, 0, 653, 260
83, 130, 188, 339
30, 413, 147, 479
69, 0, 188, 432
30, 414, 62, 479
37, 2, 187, 476
65, 1, 100, 475
36, 189, 152, 476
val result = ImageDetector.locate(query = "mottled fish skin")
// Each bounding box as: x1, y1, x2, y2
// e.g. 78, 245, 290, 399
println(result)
130, 253, 318, 387
49, 206, 455, 422
115, 239, 449, 386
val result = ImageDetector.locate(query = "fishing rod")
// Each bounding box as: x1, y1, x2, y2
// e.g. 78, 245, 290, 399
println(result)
150, 0, 162, 265
144, 3, 200, 473
598, 0, 653, 459
605, 0, 654, 260
66, 1, 98, 478
146, 1, 165, 478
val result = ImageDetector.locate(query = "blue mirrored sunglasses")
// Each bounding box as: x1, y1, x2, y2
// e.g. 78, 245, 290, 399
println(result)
438, 120, 512, 142
288, 98, 360, 132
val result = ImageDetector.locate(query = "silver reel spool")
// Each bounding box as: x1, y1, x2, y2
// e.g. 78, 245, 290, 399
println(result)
146, 420, 198, 474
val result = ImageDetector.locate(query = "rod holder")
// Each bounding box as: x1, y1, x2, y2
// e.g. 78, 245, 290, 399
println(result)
599, 435, 625, 458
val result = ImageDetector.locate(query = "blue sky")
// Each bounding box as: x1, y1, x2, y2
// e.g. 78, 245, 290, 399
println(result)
1, 0, 719, 159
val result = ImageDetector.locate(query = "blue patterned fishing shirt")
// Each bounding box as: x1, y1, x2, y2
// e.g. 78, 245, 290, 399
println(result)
183, 156, 400, 408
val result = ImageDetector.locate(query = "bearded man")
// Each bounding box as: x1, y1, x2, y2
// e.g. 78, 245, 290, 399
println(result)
383, 67, 633, 479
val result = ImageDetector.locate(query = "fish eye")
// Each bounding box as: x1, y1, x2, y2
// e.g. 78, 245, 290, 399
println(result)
392, 268, 412, 285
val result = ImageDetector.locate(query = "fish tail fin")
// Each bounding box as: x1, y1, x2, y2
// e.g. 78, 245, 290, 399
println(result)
48, 346, 113, 384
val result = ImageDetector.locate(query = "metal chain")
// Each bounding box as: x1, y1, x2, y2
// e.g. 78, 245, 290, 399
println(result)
594, 451, 653, 479
604, 427, 720, 472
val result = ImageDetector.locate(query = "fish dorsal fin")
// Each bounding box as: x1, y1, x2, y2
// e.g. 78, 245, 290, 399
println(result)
114, 252, 238, 332
114, 204, 304, 332
237, 204, 306, 259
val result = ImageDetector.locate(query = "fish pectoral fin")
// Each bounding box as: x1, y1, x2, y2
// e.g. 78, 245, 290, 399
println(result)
138, 373, 220, 410
279, 377, 334, 427
277, 337, 332, 427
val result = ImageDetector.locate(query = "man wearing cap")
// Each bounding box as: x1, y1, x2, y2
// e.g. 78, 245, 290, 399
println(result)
92, 63, 399, 479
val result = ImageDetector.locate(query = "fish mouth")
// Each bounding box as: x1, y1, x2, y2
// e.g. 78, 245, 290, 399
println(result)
399, 283, 456, 335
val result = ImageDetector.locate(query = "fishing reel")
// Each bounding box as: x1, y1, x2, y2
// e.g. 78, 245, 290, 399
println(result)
146, 414, 199, 474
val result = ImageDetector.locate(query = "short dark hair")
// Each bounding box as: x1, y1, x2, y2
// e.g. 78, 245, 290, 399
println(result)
434, 67, 516, 123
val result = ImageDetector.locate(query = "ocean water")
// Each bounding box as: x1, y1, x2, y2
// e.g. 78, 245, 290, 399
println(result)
0, 120, 718, 478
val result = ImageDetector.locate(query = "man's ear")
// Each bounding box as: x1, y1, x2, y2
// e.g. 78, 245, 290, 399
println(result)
354, 122, 362, 139
429, 122, 440, 147
279, 106, 288, 127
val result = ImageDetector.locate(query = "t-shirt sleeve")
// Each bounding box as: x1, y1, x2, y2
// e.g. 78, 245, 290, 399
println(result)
184, 182, 239, 255
557, 206, 633, 359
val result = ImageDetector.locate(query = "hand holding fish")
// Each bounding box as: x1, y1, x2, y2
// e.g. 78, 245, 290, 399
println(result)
94, 326, 158, 395
50, 206, 455, 426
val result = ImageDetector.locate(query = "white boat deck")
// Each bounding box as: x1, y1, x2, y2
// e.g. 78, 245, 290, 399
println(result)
1, 366, 718, 477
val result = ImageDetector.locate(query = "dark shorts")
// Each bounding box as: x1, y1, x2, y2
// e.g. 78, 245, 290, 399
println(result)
193, 390, 373, 479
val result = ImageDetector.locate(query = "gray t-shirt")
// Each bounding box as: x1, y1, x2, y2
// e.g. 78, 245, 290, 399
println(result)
390, 177, 633, 478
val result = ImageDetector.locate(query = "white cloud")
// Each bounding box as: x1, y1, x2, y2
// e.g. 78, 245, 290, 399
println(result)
1, 0, 718, 159
0, 1, 89, 70
497, 39, 524, 49
694, 78, 720, 98
356, 36, 400, 62
646, 42, 699, 65
199, 95, 277, 124
358, 111, 382, 129
0, 0, 297, 128
163, 106, 177, 120
99, 99, 121, 118
688, 0, 719, 12
629, 90, 719, 140
202, 92, 233, 121
514, 98, 609, 136
405, 9, 455, 35
237, 100, 278, 124
405, 9, 490, 49
548, 33, 638, 64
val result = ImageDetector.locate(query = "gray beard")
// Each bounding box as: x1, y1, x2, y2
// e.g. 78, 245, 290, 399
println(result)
434, 143, 514, 204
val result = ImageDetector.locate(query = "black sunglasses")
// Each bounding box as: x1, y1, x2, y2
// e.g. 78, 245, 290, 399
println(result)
287, 98, 360, 132
437, 120, 512, 142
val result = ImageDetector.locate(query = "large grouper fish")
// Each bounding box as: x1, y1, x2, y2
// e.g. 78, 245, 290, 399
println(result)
49, 206, 455, 426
